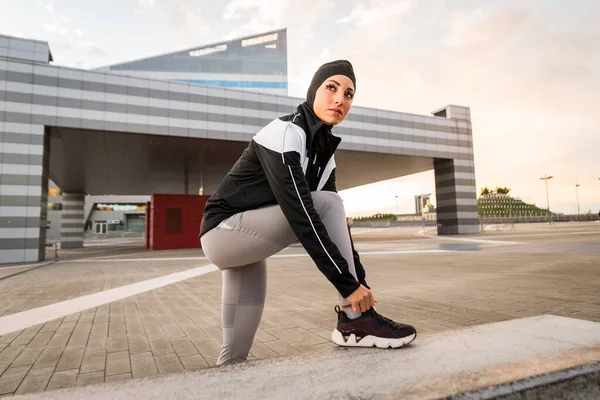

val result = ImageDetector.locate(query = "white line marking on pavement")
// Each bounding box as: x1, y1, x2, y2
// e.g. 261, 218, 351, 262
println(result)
483, 230, 600, 239
64, 256, 210, 263
423, 235, 525, 245
0, 264, 218, 336
66, 249, 457, 263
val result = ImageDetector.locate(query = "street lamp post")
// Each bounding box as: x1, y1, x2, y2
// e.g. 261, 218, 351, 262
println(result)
539, 174, 553, 223
575, 183, 580, 216
395, 195, 398, 215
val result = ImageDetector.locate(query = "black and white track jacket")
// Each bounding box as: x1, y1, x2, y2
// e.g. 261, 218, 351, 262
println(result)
200, 102, 369, 298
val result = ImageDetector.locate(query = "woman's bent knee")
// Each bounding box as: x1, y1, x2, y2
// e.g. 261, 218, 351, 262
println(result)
312, 191, 346, 216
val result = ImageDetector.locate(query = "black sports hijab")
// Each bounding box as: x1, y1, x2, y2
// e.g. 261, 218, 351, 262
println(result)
306, 60, 356, 109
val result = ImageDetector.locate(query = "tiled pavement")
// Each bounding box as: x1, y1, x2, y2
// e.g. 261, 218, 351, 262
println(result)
0, 224, 599, 397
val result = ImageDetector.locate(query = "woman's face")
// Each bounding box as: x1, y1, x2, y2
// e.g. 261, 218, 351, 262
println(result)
312, 74, 355, 125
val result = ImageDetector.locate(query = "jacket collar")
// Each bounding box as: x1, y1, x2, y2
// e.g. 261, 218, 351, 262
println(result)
296, 102, 330, 138
295, 102, 341, 158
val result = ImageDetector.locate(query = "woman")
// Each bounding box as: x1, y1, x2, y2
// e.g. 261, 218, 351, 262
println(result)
200, 60, 416, 365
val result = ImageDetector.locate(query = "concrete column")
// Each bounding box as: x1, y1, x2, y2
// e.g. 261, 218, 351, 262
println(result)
0, 123, 49, 264
433, 105, 478, 235
61, 192, 85, 249
434, 159, 479, 234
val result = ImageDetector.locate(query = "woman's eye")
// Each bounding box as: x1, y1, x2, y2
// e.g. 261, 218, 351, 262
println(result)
326, 84, 336, 91
346, 93, 354, 99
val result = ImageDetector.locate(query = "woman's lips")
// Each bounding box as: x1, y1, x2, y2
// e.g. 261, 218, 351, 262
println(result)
329, 109, 342, 115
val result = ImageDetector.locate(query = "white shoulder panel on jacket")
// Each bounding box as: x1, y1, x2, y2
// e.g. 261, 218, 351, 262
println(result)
253, 119, 306, 156
317, 155, 336, 191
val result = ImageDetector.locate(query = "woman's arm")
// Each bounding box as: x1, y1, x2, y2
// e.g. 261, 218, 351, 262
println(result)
252, 122, 360, 298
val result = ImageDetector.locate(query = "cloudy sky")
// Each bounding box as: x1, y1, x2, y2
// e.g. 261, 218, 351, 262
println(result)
1, 0, 599, 216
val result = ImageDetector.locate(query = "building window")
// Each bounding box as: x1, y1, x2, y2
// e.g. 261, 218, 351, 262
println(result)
48, 188, 61, 196
48, 203, 62, 210
95, 203, 147, 211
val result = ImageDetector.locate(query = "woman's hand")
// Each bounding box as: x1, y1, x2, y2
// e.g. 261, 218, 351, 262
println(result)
346, 284, 377, 312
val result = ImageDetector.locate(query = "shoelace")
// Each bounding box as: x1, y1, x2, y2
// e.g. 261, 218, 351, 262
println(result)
371, 309, 397, 327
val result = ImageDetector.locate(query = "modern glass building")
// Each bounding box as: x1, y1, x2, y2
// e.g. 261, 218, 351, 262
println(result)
94, 29, 288, 95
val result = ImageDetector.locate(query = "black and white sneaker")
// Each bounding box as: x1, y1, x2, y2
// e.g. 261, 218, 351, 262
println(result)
331, 306, 417, 348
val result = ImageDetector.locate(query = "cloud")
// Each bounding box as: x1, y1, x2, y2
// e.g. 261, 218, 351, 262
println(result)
336, 0, 412, 27
42, 23, 69, 35
319, 48, 330, 59
134, 0, 211, 49
38, 0, 54, 12
36, 2, 108, 67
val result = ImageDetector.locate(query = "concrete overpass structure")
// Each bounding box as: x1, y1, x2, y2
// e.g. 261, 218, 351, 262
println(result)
0, 34, 478, 264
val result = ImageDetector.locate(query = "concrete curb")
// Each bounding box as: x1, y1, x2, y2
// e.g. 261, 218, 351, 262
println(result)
449, 361, 600, 399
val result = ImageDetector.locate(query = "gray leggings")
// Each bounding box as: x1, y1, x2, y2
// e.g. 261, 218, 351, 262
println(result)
200, 191, 358, 365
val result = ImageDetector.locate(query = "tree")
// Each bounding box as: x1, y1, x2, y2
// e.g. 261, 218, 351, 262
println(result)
496, 187, 511, 195
480, 187, 490, 196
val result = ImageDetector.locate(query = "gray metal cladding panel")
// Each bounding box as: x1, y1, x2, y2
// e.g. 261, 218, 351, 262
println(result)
1, 174, 44, 186
58, 97, 82, 109
5, 91, 32, 104
58, 78, 82, 91
226, 98, 244, 108
61, 232, 84, 238
0, 195, 42, 207
168, 91, 188, 102
34, 74, 58, 86
128, 86, 149, 97
82, 81, 104, 92
30, 114, 55, 126
61, 222, 84, 228
0, 217, 41, 227
1, 153, 43, 165
437, 204, 479, 214
225, 115, 245, 125
2, 132, 43, 145
435, 165, 476, 176
4, 111, 31, 124
436, 191, 476, 202
434, 159, 455, 169
105, 83, 128, 95
0, 239, 26, 250
436, 178, 477, 188
169, 109, 188, 119
6, 70, 33, 84
105, 102, 127, 113
207, 113, 226, 123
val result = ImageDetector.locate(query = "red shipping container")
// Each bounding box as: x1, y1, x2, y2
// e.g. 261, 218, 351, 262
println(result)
148, 194, 210, 251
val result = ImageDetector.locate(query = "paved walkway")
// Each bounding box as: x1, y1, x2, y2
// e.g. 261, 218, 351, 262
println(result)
0, 223, 598, 397
9, 315, 600, 400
